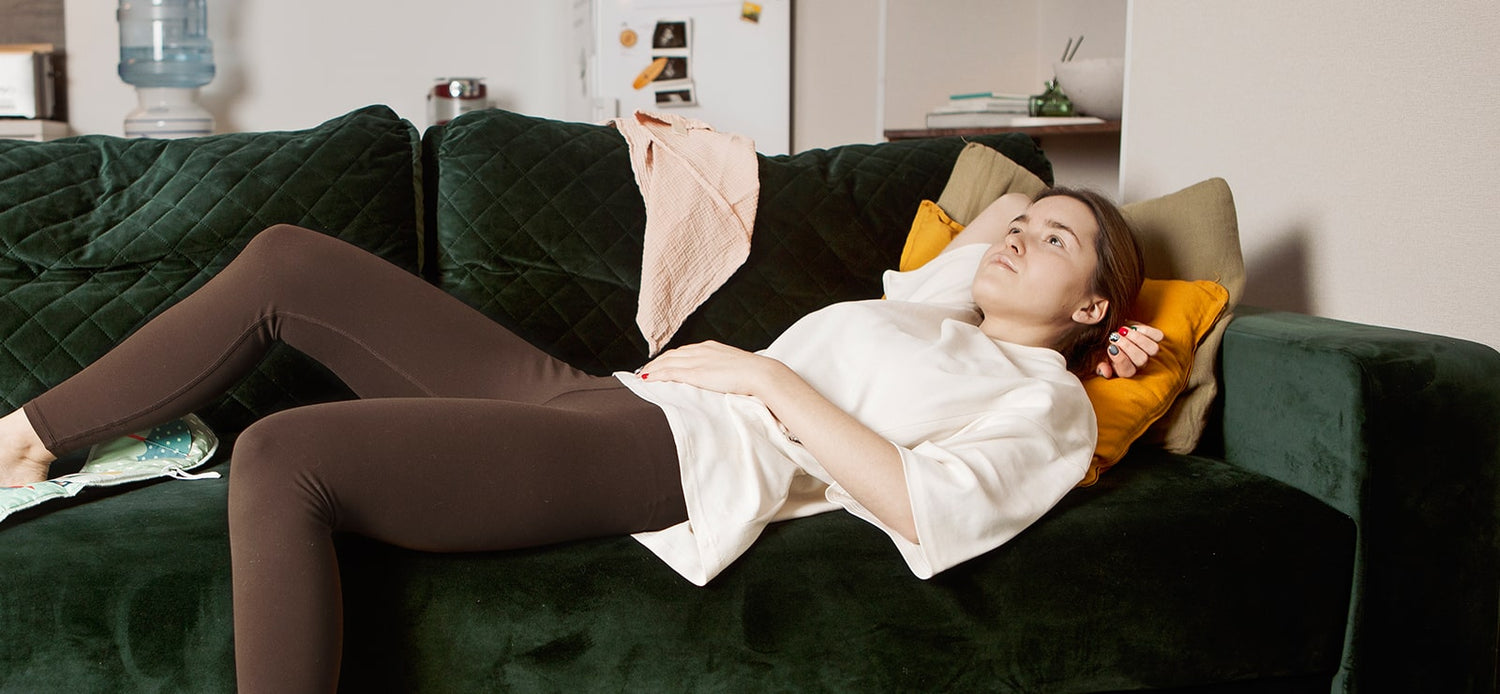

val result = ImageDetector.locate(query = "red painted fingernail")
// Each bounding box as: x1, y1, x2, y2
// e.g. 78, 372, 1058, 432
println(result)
1118, 327, 1130, 336
640, 373, 650, 380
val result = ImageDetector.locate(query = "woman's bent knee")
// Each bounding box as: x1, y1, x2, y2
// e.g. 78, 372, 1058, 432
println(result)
237, 225, 325, 274
225, 225, 354, 308
228, 411, 338, 531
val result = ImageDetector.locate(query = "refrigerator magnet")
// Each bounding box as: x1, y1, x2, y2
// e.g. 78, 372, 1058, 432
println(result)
632, 57, 668, 90
652, 20, 690, 51
655, 86, 697, 108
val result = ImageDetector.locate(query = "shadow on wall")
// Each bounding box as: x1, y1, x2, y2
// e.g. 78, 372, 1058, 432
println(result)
199, 0, 245, 134
1241, 226, 1312, 314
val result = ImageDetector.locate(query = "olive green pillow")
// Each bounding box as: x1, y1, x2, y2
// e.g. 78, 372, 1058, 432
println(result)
935, 142, 1050, 225
1121, 178, 1245, 453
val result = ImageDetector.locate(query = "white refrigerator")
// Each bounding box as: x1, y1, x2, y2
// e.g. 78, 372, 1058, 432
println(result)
570, 0, 793, 154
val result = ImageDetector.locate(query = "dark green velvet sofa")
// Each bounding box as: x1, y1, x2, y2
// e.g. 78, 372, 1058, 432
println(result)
1, 106, 1495, 693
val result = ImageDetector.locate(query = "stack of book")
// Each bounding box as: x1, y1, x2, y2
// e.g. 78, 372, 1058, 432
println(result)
924, 91, 1105, 129
925, 92, 1030, 129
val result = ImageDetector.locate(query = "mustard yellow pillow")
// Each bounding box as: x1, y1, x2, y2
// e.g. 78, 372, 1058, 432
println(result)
1078, 278, 1228, 485
899, 200, 965, 272
898, 202, 1229, 486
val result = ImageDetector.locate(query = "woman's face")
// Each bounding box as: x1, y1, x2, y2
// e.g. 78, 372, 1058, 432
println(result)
971, 195, 1106, 338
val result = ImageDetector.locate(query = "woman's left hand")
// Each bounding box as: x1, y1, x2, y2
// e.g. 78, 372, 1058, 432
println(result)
1095, 323, 1165, 379
637, 341, 787, 397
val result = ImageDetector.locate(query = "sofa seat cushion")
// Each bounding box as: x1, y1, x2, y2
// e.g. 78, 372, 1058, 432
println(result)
0, 461, 237, 693
0, 106, 422, 431
0, 450, 1352, 692
427, 109, 1054, 374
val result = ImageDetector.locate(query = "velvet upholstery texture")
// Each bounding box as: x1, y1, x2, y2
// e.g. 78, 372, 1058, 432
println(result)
1220, 309, 1500, 693
0, 450, 1352, 692
0, 459, 236, 693
334, 451, 1353, 693
0, 106, 421, 431
426, 109, 1053, 373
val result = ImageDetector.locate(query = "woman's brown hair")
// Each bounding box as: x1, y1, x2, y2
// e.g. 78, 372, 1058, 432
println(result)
1033, 187, 1145, 376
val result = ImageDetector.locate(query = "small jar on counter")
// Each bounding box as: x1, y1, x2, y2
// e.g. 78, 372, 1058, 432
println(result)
427, 78, 488, 126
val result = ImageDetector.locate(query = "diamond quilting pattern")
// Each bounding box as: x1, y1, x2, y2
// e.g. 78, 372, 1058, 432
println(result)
0, 107, 420, 428
430, 109, 1051, 375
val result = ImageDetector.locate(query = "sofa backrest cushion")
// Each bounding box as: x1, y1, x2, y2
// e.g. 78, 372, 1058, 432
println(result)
0, 106, 421, 430
427, 109, 1052, 374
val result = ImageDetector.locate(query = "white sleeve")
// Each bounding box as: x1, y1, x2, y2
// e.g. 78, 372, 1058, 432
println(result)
881, 243, 985, 305
828, 404, 1094, 579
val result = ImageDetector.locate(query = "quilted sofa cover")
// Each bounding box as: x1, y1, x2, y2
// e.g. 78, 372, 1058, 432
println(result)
0, 106, 420, 432
425, 109, 1053, 372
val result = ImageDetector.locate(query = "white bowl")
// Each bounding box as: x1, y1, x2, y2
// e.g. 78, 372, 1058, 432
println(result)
1052, 58, 1124, 120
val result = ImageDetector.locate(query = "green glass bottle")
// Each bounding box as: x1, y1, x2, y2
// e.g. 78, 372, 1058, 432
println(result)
1029, 80, 1075, 117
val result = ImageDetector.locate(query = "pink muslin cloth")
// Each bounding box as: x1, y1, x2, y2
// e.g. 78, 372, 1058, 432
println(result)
609, 110, 759, 355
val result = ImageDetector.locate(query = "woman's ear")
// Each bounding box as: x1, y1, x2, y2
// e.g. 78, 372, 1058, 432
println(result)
1072, 296, 1108, 326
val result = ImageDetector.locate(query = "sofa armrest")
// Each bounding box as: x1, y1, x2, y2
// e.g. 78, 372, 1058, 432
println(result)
1219, 308, 1499, 693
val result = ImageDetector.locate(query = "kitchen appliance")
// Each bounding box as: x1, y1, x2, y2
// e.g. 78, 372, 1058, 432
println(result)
0, 45, 62, 120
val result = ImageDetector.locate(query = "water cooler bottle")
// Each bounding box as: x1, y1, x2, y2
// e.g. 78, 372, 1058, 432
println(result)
117, 0, 215, 138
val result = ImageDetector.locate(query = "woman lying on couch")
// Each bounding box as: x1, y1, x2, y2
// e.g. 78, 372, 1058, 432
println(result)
0, 187, 1159, 692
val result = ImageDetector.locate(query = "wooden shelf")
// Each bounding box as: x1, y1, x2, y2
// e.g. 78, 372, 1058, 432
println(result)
884, 120, 1120, 141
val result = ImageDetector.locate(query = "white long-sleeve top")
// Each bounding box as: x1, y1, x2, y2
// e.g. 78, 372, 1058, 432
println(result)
616, 244, 1095, 586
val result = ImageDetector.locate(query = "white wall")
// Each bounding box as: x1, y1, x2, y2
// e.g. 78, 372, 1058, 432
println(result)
790, 0, 882, 150
64, 1, 1122, 186
1122, 0, 1500, 350
1034, 0, 1125, 87
879, 0, 1039, 134
64, 0, 574, 135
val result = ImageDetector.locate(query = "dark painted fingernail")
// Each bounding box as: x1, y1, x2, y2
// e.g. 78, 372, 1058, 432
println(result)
1109, 333, 1120, 343
1108, 345, 1119, 356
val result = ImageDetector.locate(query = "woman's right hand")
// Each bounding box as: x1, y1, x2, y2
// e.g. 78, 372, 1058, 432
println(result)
637, 341, 789, 398
1095, 323, 1164, 378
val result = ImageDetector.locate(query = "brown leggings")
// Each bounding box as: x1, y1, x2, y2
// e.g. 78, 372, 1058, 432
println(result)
23, 225, 688, 693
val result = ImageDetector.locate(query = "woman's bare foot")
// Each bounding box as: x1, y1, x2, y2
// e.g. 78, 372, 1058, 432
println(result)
0, 409, 56, 487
